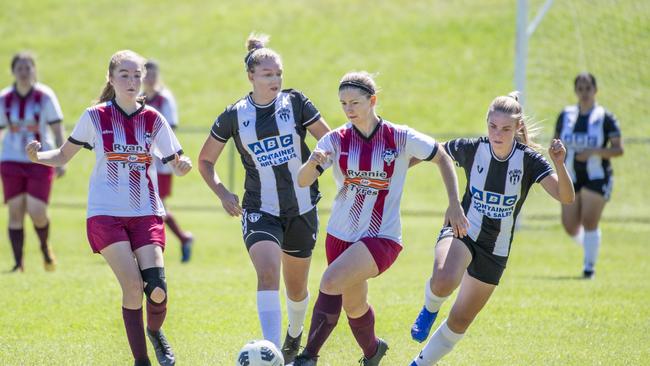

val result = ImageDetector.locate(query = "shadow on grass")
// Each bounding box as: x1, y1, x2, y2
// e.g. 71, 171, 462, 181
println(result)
524, 275, 588, 281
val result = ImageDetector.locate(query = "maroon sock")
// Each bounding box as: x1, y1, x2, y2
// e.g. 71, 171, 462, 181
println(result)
304, 291, 342, 357
348, 306, 378, 358
146, 299, 167, 332
122, 307, 149, 362
8, 228, 24, 267
34, 222, 52, 261
164, 212, 188, 242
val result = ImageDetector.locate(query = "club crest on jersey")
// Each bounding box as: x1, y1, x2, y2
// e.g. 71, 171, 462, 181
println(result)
144, 132, 152, 146
508, 169, 522, 185
247, 212, 262, 223
277, 108, 291, 122
382, 149, 397, 166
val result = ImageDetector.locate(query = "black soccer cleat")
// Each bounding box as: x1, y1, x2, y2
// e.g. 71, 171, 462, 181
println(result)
358, 338, 389, 366
281, 331, 302, 364
146, 328, 176, 366
134, 358, 152, 366
582, 269, 595, 280
290, 353, 318, 365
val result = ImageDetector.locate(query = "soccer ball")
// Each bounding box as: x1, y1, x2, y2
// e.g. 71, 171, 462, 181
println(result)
236, 340, 284, 366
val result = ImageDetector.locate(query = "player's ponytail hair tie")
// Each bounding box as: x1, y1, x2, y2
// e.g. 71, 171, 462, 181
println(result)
339, 80, 376, 96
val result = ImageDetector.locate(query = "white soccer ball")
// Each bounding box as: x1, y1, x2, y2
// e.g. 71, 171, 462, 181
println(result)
236, 340, 284, 366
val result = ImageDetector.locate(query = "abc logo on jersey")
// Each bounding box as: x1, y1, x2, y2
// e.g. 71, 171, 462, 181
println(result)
471, 186, 517, 207
248, 134, 293, 155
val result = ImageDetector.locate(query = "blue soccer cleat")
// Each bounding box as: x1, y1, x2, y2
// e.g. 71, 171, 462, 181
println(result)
410, 362, 418, 366
181, 233, 194, 263
411, 306, 438, 343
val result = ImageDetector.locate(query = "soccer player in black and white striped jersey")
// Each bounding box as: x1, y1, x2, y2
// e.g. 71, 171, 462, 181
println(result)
409, 92, 575, 366
555, 73, 624, 279
198, 33, 330, 362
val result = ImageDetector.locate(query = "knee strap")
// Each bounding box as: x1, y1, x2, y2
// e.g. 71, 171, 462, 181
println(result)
141, 267, 167, 303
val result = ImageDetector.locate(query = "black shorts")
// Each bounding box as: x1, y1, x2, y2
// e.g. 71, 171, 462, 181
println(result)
241, 207, 318, 258
437, 227, 508, 286
573, 170, 613, 201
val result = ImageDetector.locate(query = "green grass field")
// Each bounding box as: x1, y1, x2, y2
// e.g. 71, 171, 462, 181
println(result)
1, 0, 649, 365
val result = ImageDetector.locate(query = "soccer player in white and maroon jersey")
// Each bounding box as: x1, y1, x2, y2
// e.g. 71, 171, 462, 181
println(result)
408, 93, 574, 366
26, 50, 191, 366
0, 52, 65, 272
142, 60, 193, 262
555, 73, 624, 279
291, 71, 468, 366
198, 33, 330, 363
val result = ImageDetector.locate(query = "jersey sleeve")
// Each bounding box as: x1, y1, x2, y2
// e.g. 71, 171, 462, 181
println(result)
406, 128, 438, 161
68, 110, 96, 150
443, 138, 477, 169
42, 92, 64, 124
152, 115, 183, 163
294, 91, 321, 128
314, 132, 336, 172
604, 111, 622, 139
161, 93, 178, 128
554, 112, 564, 138
528, 151, 554, 184
210, 108, 236, 143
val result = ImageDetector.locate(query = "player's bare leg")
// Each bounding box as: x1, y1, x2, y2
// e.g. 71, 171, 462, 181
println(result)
7, 194, 26, 272
26, 195, 55, 270
412, 273, 495, 366
412, 237, 471, 342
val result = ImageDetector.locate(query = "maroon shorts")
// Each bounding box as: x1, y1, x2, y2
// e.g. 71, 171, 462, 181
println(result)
325, 234, 402, 275
0, 162, 55, 203
157, 173, 173, 199
86, 215, 166, 253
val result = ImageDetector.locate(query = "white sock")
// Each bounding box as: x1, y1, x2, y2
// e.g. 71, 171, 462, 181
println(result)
413, 319, 464, 366
571, 227, 584, 246
424, 278, 448, 313
583, 229, 601, 272
286, 292, 310, 338
257, 290, 282, 349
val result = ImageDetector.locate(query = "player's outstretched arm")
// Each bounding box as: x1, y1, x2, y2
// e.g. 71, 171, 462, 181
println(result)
540, 139, 575, 204
430, 145, 468, 238
26, 139, 82, 167
198, 136, 242, 217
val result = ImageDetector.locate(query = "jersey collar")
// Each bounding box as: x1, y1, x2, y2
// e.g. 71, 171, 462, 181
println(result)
247, 93, 277, 108
12, 83, 35, 99
489, 139, 518, 162
111, 98, 146, 118
352, 117, 383, 141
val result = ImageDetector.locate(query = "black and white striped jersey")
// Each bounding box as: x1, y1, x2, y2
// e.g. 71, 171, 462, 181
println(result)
555, 105, 621, 181
211, 89, 321, 217
445, 137, 553, 257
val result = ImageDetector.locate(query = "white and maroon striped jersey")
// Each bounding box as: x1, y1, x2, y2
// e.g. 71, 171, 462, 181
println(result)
68, 100, 183, 218
0, 83, 63, 162
316, 120, 438, 243
144, 88, 178, 175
